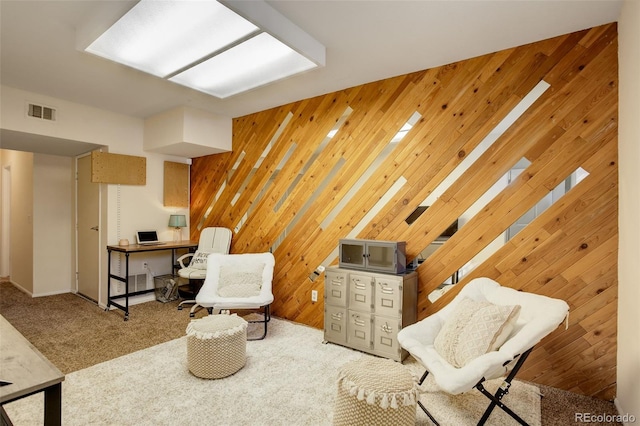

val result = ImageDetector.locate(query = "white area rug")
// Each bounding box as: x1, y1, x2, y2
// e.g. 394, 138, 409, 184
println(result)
4, 317, 540, 425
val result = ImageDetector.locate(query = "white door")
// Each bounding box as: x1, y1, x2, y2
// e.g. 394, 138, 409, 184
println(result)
1, 166, 11, 277
77, 154, 100, 302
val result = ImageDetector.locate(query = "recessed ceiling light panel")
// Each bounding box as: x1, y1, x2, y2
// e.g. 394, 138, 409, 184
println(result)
85, 0, 258, 78
169, 33, 317, 98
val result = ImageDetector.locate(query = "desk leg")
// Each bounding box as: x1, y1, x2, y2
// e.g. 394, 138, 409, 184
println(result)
106, 249, 112, 310
124, 252, 130, 321
43, 383, 62, 426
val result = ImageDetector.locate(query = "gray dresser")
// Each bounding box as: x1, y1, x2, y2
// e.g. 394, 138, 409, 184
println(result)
323, 266, 418, 361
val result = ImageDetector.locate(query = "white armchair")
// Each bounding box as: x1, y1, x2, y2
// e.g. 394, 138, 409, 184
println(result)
397, 277, 569, 425
195, 252, 275, 340
176, 227, 232, 316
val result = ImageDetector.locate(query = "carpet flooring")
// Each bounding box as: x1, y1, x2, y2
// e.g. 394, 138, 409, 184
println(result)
3, 318, 540, 425
0, 280, 622, 425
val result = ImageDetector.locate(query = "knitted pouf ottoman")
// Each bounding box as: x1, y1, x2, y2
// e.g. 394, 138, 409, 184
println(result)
186, 314, 248, 379
333, 357, 417, 426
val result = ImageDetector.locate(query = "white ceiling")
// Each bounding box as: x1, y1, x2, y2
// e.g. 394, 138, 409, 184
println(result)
0, 0, 622, 154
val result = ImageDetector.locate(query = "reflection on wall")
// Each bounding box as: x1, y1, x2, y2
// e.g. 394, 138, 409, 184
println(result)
190, 24, 618, 399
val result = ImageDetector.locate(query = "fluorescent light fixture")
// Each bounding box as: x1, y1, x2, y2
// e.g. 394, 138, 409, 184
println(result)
170, 33, 316, 98
83, 0, 325, 98
86, 1, 258, 78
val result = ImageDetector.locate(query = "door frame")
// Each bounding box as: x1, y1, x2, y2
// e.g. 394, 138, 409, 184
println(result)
75, 152, 105, 304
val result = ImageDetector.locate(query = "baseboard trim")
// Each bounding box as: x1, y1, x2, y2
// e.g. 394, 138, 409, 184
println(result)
613, 398, 637, 426
4, 280, 32, 297
102, 292, 156, 312
32, 289, 73, 298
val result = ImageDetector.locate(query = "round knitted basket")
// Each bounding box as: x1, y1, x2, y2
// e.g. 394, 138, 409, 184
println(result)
333, 357, 417, 426
186, 314, 248, 379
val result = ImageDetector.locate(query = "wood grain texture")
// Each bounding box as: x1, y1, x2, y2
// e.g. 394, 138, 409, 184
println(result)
190, 24, 618, 399
163, 161, 189, 207
91, 151, 145, 185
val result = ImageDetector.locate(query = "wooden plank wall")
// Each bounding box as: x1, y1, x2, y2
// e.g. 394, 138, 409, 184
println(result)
191, 24, 618, 399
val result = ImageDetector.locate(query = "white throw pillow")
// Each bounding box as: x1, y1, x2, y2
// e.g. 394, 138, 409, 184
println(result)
189, 250, 210, 270
434, 297, 521, 368
217, 263, 264, 298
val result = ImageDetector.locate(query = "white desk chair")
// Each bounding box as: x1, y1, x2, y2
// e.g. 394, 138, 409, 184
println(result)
176, 227, 232, 317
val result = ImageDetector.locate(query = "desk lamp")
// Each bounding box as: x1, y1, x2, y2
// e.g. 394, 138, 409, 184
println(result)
168, 214, 187, 242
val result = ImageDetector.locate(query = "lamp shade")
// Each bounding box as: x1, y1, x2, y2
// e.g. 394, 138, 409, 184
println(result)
168, 214, 187, 228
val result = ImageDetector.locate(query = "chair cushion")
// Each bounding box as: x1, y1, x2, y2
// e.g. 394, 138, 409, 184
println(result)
178, 267, 207, 280
434, 297, 521, 368
190, 250, 210, 269
217, 263, 264, 298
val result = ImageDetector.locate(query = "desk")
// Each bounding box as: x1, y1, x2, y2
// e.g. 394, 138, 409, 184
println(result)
0, 315, 65, 426
107, 241, 198, 320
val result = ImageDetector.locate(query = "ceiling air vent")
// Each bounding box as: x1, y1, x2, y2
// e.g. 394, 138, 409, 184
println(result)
27, 103, 56, 121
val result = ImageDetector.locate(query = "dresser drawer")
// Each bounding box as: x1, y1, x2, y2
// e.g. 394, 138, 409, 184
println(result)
373, 276, 402, 317
348, 273, 373, 313
347, 310, 372, 350
324, 306, 347, 344
325, 269, 348, 307
373, 316, 401, 359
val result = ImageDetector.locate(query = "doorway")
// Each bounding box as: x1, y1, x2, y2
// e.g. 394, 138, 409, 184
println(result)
76, 154, 100, 302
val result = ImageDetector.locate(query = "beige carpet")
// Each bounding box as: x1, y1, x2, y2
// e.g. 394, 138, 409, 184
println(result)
1, 281, 620, 425
3, 317, 540, 426
417, 375, 540, 426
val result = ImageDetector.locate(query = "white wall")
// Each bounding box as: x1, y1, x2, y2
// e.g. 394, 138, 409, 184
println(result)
617, 0, 640, 422
0, 85, 190, 307
33, 153, 73, 296
0, 150, 34, 293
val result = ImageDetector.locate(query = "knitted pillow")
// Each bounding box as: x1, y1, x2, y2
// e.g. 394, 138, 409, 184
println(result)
190, 250, 210, 269
434, 297, 521, 368
217, 263, 265, 298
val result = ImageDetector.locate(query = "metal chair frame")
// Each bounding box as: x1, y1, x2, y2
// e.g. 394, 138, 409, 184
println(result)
207, 305, 271, 341
416, 347, 534, 426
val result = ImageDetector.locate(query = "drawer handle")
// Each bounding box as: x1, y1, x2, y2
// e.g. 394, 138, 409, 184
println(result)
380, 322, 393, 333
352, 314, 366, 327
331, 313, 343, 320
378, 282, 395, 293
